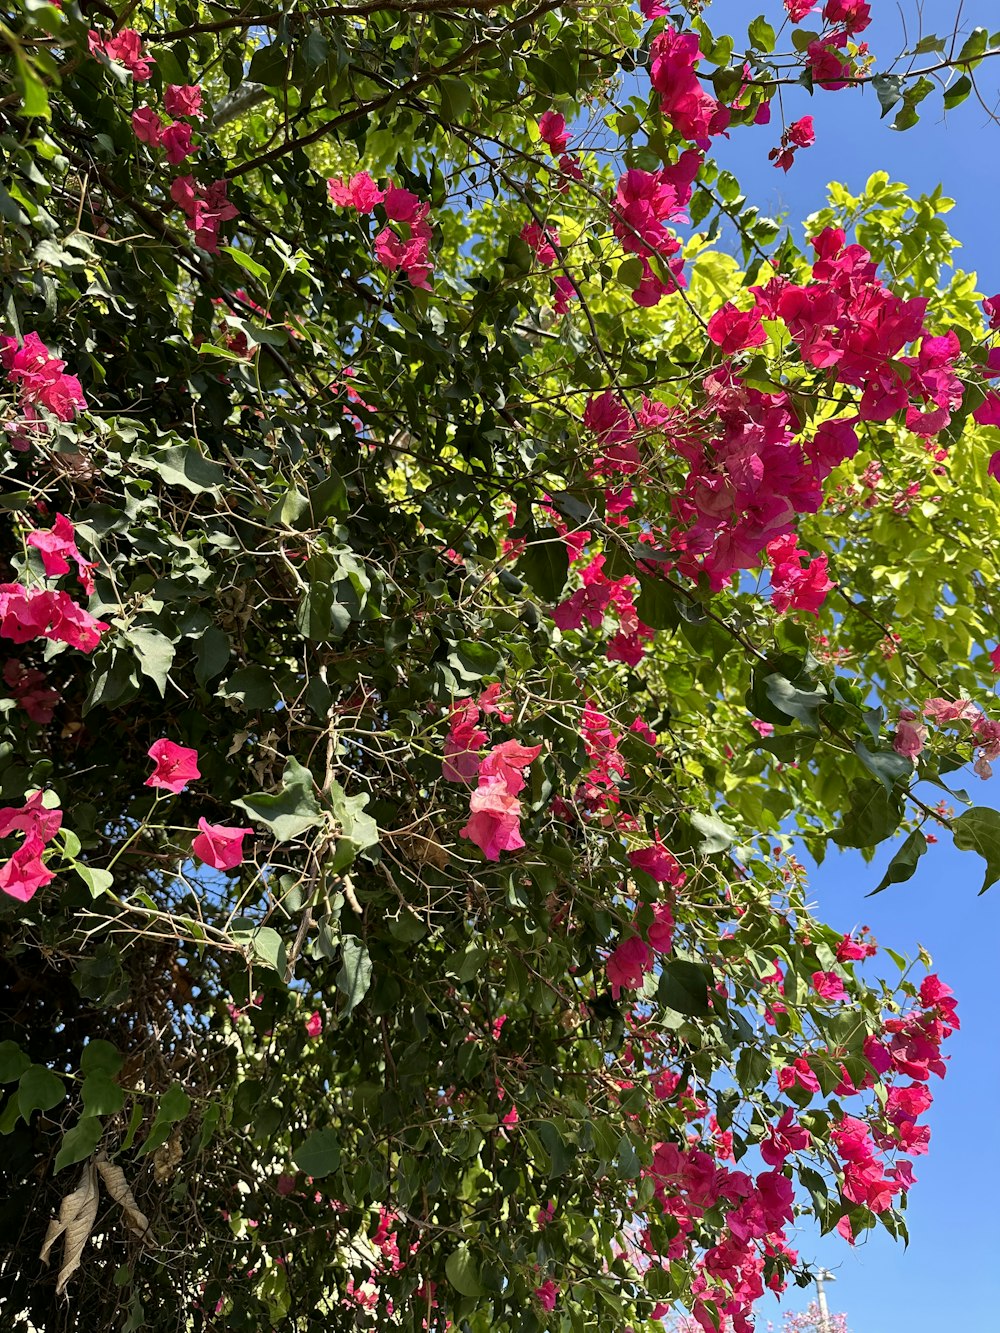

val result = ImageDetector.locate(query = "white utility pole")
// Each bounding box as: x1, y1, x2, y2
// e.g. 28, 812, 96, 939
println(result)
815, 1268, 835, 1333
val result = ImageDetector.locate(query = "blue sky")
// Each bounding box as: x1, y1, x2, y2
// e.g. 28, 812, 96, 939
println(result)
694, 3, 1000, 1328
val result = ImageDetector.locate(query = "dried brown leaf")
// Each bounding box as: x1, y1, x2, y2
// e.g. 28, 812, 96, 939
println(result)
40, 1160, 99, 1296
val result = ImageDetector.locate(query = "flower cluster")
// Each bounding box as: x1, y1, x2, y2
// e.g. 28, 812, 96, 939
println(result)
442, 687, 541, 860
0, 790, 62, 902
1, 331, 87, 434
328, 173, 435, 288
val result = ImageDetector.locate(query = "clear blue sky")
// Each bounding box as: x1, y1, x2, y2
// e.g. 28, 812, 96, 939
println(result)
698, 2, 1000, 1329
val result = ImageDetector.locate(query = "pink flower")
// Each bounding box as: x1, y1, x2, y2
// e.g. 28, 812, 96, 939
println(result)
26, 514, 96, 594
607, 934, 654, 997
534, 1279, 559, 1312
145, 739, 201, 794
305, 1011, 323, 1038
707, 302, 767, 355
162, 121, 197, 165
88, 28, 154, 81
327, 171, 385, 214
164, 84, 204, 119
640, 0, 670, 17
0, 331, 87, 421
478, 740, 542, 795
628, 837, 685, 886
170, 176, 238, 253
787, 116, 816, 148
538, 110, 569, 155
478, 682, 512, 722
0, 833, 55, 902
132, 106, 164, 147
382, 185, 421, 223
893, 718, 927, 760
0, 584, 107, 652
824, 0, 871, 34
460, 779, 525, 860
192, 818, 252, 870
760, 1109, 810, 1167
811, 970, 848, 1002
785, 1, 816, 19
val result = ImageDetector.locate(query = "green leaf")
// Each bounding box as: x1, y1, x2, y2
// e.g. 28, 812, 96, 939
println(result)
854, 741, 912, 793
248, 43, 288, 86
328, 782, 379, 873
748, 16, 776, 53
869, 830, 927, 896
194, 626, 230, 687
943, 74, 972, 110
220, 665, 280, 711
75, 864, 114, 898
127, 628, 176, 697
220, 246, 271, 282
138, 1083, 191, 1156
872, 73, 905, 118
55, 1117, 103, 1172
446, 1247, 485, 1298
80, 1039, 124, 1077
0, 1041, 30, 1083
233, 757, 323, 842
440, 76, 472, 120
15, 49, 49, 119
18, 1065, 65, 1120
145, 445, 225, 495
952, 806, 1000, 893
234, 926, 287, 974
336, 936, 372, 1016
82, 1070, 125, 1116
658, 960, 714, 1017
832, 780, 903, 849
293, 1127, 341, 1178
690, 811, 737, 854
518, 529, 569, 603
764, 673, 827, 730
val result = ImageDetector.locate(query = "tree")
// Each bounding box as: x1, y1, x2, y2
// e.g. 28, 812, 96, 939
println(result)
0, 1, 994, 1328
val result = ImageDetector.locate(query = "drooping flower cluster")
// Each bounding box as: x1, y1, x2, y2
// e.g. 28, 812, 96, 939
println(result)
442, 686, 540, 860
3, 660, 58, 724
87, 28, 154, 81
27, 513, 96, 594
328, 174, 435, 288
606, 837, 685, 997
0, 790, 62, 902
611, 156, 700, 305
1, 332, 87, 429
766, 534, 834, 616
0, 584, 107, 653
170, 175, 239, 254
649, 27, 730, 144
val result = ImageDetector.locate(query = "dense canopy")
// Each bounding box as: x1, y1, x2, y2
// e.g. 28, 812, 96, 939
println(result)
0, 1, 998, 1329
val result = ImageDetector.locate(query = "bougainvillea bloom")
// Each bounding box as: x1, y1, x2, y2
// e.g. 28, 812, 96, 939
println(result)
811, 970, 848, 1002
0, 584, 108, 653
538, 110, 569, 155
27, 514, 96, 593
0, 332, 87, 421
707, 302, 767, 354
192, 819, 253, 870
305, 1011, 323, 1038
88, 28, 154, 80
165, 84, 204, 118
169, 175, 239, 253
534, 1279, 559, 1312
327, 172, 385, 213
132, 106, 164, 146
0, 834, 56, 902
460, 780, 525, 859
145, 739, 201, 794
162, 121, 197, 165
607, 934, 654, 997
